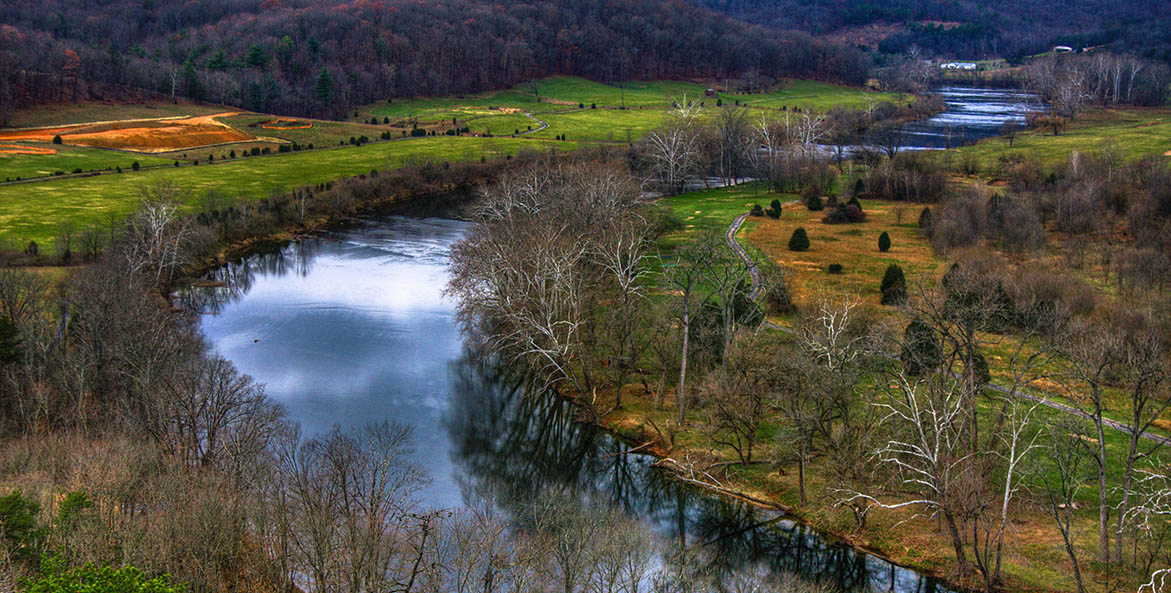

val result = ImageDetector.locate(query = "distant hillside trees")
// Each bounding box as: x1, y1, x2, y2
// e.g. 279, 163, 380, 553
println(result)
0, 0, 871, 119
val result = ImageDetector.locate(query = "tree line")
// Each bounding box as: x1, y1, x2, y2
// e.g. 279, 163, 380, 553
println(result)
0, 0, 870, 123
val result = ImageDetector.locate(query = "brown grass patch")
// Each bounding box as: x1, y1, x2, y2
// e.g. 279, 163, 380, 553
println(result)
261, 119, 313, 130
0, 144, 56, 155
746, 199, 942, 309
0, 112, 252, 153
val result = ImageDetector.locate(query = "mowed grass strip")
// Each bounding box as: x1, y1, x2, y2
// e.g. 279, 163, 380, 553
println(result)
0, 136, 577, 246
953, 107, 1171, 170
0, 144, 172, 180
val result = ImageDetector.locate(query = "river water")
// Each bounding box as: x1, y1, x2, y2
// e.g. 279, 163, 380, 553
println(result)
186, 216, 953, 593
900, 85, 1041, 150
183, 85, 1039, 592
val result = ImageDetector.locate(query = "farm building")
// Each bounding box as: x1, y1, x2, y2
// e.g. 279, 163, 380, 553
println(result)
940, 62, 978, 70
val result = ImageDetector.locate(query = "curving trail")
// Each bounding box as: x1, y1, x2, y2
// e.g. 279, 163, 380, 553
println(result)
724, 206, 1171, 446
515, 112, 549, 135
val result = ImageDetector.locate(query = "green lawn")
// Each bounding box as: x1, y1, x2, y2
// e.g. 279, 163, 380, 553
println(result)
532, 108, 667, 142
359, 76, 904, 140
0, 145, 172, 181
0, 136, 577, 246
218, 114, 393, 148
953, 107, 1171, 171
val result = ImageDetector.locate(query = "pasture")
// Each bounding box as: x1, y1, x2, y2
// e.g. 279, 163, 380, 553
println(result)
953, 107, 1171, 170
0, 144, 172, 181
0, 136, 577, 246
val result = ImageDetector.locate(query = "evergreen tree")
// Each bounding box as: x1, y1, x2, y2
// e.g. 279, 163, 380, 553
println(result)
918, 206, 933, 229
307, 36, 321, 59
788, 227, 810, 251
0, 318, 21, 365
205, 48, 227, 71
901, 318, 943, 376
805, 194, 823, 211
878, 231, 891, 252
315, 68, 333, 102
181, 58, 202, 100
245, 44, 268, 68
880, 263, 907, 305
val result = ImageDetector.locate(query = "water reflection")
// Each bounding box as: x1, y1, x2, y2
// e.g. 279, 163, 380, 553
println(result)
899, 86, 1042, 150
444, 354, 953, 593
191, 215, 953, 593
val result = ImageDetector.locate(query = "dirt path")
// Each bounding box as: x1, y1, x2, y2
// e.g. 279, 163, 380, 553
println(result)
515, 112, 549, 136
724, 207, 1171, 446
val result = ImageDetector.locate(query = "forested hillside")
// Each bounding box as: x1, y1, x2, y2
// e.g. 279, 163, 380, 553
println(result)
688, 0, 1171, 61
0, 0, 869, 122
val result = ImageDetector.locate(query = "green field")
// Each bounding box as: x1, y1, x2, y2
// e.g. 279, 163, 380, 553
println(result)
0, 145, 172, 181
953, 107, 1171, 170
532, 108, 666, 142
0, 136, 577, 246
360, 76, 904, 135
219, 114, 394, 148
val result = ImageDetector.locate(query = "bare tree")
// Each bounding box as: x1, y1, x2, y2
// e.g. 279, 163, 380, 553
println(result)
1033, 417, 1092, 593
842, 370, 977, 578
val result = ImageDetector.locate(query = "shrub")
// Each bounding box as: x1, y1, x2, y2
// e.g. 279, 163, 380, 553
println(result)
901, 318, 942, 375
52, 135, 62, 145
788, 227, 810, 251
22, 557, 183, 593
71, 168, 82, 174
805, 193, 823, 211
25, 241, 38, 255
880, 263, 907, 305
827, 263, 843, 274
853, 178, 864, 196
918, 206, 932, 229
173, 161, 179, 167
229, 150, 236, 158
0, 489, 42, 560
590, 103, 597, 109
750, 204, 764, 217
766, 198, 782, 219
878, 231, 891, 252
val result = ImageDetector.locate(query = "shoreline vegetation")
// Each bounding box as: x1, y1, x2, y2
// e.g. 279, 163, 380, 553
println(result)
2, 59, 1171, 593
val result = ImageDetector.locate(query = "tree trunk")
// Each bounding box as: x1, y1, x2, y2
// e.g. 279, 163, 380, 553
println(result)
797, 451, 806, 505
1095, 405, 1110, 564
677, 303, 690, 425
943, 509, 970, 578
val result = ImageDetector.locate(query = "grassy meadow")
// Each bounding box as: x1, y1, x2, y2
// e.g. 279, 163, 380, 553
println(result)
0, 144, 172, 181
954, 107, 1171, 170
0, 136, 577, 246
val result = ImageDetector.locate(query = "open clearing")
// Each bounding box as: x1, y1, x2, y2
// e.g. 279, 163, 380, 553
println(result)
0, 136, 577, 246
0, 144, 172, 181
2, 101, 228, 129
0, 113, 254, 153
953, 107, 1171, 170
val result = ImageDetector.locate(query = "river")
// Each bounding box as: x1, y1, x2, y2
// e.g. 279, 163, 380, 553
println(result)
183, 85, 1038, 591
900, 85, 1042, 150
185, 216, 953, 593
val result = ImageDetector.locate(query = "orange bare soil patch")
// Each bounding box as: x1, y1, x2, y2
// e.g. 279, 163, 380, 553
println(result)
0, 144, 56, 155
261, 119, 313, 130
0, 113, 253, 153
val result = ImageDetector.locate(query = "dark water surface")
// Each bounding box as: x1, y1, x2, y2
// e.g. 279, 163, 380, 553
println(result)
188, 217, 952, 593
901, 85, 1041, 150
